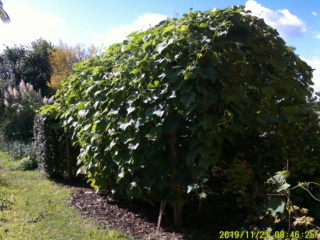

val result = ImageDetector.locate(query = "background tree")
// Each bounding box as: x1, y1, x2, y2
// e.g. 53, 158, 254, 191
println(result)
0, 39, 53, 96
0, 0, 10, 23
48, 41, 98, 92
0, 39, 52, 158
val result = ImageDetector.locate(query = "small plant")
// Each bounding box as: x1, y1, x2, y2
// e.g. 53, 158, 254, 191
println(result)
0, 190, 12, 211
17, 157, 38, 171
261, 170, 320, 238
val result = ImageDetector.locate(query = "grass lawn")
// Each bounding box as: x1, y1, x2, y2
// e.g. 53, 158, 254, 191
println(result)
0, 151, 130, 240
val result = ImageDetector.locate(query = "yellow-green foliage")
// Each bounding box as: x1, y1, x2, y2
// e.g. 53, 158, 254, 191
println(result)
48, 41, 98, 92
225, 155, 253, 208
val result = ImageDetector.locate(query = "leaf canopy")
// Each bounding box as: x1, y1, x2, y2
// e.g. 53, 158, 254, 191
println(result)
45, 6, 319, 205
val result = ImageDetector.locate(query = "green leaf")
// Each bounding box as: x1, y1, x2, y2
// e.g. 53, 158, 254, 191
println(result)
268, 170, 290, 184
127, 106, 136, 115
153, 109, 165, 117
200, 68, 216, 80
91, 124, 97, 131
199, 158, 212, 170
92, 67, 100, 73
154, 80, 160, 87
186, 150, 197, 164
164, 117, 180, 133
277, 183, 291, 192
267, 198, 286, 217
180, 92, 196, 107
184, 71, 197, 80
187, 183, 199, 193
143, 146, 155, 158
161, 26, 174, 36
128, 143, 139, 150
156, 39, 174, 54
261, 86, 276, 98
118, 119, 135, 130
93, 101, 100, 109
198, 145, 214, 159
199, 192, 207, 199
199, 23, 208, 28
147, 83, 155, 89
78, 109, 89, 117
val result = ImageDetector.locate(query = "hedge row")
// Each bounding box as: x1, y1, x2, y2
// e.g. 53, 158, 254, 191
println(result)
34, 114, 79, 178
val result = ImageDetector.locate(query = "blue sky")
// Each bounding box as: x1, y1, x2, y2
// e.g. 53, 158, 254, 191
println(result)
1, 0, 320, 92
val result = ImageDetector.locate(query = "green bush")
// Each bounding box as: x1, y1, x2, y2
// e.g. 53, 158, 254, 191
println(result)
33, 114, 79, 178
17, 157, 38, 171
44, 5, 320, 226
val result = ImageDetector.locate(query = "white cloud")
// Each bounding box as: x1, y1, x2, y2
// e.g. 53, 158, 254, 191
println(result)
0, 3, 73, 50
88, 13, 167, 48
0, 4, 167, 50
316, 33, 320, 39
312, 12, 317, 16
245, 0, 306, 39
302, 57, 320, 93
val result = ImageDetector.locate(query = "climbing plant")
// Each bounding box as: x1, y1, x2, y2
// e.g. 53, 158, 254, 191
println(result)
44, 6, 320, 227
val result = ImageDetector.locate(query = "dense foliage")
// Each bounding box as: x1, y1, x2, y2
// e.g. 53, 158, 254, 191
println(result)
44, 6, 320, 226
0, 39, 53, 97
34, 113, 79, 178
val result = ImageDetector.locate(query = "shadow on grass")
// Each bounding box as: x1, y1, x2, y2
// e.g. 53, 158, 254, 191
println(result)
49, 174, 92, 189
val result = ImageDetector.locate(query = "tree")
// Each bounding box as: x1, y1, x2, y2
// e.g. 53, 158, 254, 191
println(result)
26, 39, 53, 96
47, 6, 320, 227
0, 40, 52, 138
0, 39, 53, 96
48, 41, 98, 92
0, 0, 10, 24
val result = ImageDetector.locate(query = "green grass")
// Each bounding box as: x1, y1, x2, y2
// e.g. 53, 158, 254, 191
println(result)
0, 151, 130, 240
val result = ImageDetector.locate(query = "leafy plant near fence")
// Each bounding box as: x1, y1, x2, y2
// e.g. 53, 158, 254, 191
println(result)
0, 80, 42, 166
256, 170, 320, 239
33, 113, 79, 178
43, 6, 320, 227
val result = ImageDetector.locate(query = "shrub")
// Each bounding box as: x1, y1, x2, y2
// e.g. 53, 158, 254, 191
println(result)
46, 6, 320, 226
17, 157, 38, 171
33, 113, 79, 178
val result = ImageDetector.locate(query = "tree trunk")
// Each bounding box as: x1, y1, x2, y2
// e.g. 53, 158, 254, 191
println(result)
173, 181, 183, 228
65, 135, 74, 179
157, 200, 167, 232
170, 129, 183, 228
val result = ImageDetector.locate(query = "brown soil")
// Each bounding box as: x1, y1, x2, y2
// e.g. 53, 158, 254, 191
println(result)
66, 183, 215, 240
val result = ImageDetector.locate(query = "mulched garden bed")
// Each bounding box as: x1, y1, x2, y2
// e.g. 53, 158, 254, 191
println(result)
69, 187, 215, 240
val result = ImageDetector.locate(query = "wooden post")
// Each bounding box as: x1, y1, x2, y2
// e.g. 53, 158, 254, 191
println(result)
156, 200, 167, 232
65, 135, 74, 179
173, 181, 183, 228
170, 129, 183, 228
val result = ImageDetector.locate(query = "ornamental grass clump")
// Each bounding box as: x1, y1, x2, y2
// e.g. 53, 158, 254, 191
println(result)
2, 80, 42, 143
